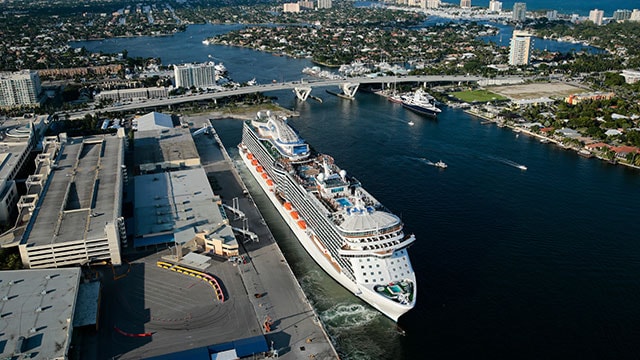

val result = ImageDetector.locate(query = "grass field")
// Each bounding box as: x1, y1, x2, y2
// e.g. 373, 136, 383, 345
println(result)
450, 89, 508, 102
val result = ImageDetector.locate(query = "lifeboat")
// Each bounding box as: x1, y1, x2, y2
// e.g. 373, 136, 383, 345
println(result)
261, 173, 268, 179
251, 159, 258, 166
283, 202, 292, 210
247, 153, 254, 160
256, 166, 264, 173
290, 211, 299, 220
266, 179, 274, 186
297, 220, 307, 230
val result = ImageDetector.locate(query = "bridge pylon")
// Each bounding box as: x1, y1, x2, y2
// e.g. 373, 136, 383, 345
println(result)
293, 87, 312, 101
340, 82, 360, 99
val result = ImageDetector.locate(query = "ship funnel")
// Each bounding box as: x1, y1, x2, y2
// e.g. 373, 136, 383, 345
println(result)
339, 170, 347, 181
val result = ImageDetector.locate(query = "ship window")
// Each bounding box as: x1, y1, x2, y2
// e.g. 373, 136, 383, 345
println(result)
365, 279, 369, 283
378, 271, 381, 274
369, 265, 372, 268
370, 272, 374, 275
376, 264, 380, 267
361, 266, 365, 269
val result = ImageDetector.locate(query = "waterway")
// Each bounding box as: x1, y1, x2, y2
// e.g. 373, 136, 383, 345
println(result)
73, 23, 640, 360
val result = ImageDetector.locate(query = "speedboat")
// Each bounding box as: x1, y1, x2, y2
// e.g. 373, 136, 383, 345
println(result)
517, 165, 527, 170
408, 121, 414, 126
434, 160, 447, 168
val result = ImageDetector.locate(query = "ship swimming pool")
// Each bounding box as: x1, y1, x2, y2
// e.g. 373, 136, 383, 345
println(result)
336, 197, 353, 207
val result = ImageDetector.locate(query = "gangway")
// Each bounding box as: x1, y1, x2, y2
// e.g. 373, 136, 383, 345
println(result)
232, 227, 258, 242
193, 123, 213, 136
223, 202, 245, 220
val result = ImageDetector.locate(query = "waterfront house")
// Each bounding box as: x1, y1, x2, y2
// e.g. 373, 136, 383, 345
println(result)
555, 128, 580, 138
611, 146, 640, 159
585, 142, 611, 151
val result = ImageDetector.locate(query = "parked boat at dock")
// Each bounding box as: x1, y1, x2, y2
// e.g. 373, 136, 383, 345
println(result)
401, 89, 441, 117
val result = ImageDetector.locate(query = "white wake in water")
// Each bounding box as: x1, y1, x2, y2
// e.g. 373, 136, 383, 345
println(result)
320, 303, 379, 329
488, 155, 527, 170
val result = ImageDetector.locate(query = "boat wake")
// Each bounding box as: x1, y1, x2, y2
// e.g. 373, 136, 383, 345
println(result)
490, 156, 527, 170
320, 303, 378, 329
418, 157, 447, 168
419, 157, 435, 166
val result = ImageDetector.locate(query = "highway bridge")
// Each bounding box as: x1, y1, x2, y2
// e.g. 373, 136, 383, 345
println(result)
73, 74, 519, 115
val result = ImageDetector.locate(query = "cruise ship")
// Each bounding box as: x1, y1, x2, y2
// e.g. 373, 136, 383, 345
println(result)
239, 111, 417, 322
401, 89, 442, 117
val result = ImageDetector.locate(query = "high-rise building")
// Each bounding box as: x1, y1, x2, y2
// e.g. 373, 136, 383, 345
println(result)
174, 62, 217, 89
299, 1, 314, 9
612, 9, 631, 21
425, 0, 440, 9
512, 2, 527, 22
629, 9, 640, 21
0, 70, 42, 108
509, 30, 532, 66
489, 0, 502, 12
317, 0, 332, 9
460, 0, 471, 9
283, 2, 301, 12
546, 10, 558, 20
589, 9, 604, 25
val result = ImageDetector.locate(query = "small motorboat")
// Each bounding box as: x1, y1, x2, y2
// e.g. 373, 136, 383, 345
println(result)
434, 160, 447, 168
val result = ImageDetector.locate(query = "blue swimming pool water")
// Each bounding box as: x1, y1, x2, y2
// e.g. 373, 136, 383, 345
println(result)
336, 198, 352, 207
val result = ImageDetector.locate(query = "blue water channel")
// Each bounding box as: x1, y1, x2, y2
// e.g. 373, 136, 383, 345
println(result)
73, 22, 640, 359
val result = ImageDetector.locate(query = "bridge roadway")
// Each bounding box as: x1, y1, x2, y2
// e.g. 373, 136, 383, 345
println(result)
80, 74, 487, 115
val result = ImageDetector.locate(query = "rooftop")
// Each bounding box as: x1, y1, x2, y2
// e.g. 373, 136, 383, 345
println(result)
22, 134, 123, 247
134, 127, 199, 170
134, 111, 173, 132
134, 167, 236, 247
0, 268, 80, 359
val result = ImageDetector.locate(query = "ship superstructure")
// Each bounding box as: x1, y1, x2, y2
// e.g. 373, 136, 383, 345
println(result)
239, 111, 416, 321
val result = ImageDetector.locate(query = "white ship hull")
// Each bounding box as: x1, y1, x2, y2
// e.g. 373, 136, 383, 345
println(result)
239, 147, 415, 322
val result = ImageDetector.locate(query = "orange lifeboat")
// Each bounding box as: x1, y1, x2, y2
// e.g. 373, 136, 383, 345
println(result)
261, 173, 268, 179
290, 211, 299, 219
297, 220, 307, 230
266, 179, 274, 186
251, 159, 258, 166
283, 202, 292, 210
247, 153, 254, 160
256, 166, 264, 173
